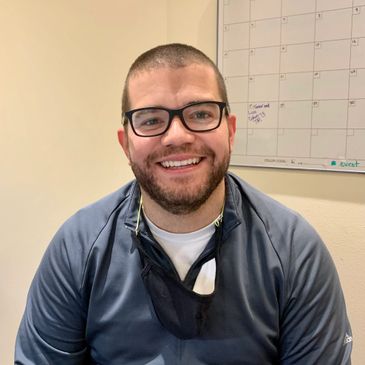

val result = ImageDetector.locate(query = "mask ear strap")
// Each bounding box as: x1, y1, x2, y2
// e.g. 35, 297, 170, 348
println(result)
135, 195, 143, 236
213, 200, 225, 227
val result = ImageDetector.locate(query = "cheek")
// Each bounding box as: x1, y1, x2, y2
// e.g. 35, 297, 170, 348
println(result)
127, 143, 139, 163
128, 140, 154, 164
214, 130, 232, 155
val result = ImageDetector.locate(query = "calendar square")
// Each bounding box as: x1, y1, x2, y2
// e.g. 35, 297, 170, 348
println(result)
279, 72, 313, 101
250, 0, 281, 21
247, 129, 278, 156
248, 102, 278, 128
224, 0, 250, 24
278, 129, 311, 157
248, 74, 280, 102
250, 18, 281, 48
315, 8, 352, 41
226, 76, 249, 102
224, 23, 250, 51
313, 70, 349, 100
281, 13, 316, 45
278, 101, 312, 128
249, 46, 280, 75
314, 39, 351, 71
280, 43, 314, 73
224, 50, 250, 77
281, 0, 316, 16
312, 100, 348, 128
311, 129, 347, 158
316, 0, 353, 12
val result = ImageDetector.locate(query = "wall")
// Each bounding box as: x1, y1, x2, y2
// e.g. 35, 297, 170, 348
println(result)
1, 0, 364, 363
0, 1, 167, 362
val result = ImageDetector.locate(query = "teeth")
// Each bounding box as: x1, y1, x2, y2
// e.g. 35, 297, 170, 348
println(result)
161, 158, 201, 168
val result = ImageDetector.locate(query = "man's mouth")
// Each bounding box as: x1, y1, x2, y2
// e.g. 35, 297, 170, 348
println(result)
160, 157, 201, 168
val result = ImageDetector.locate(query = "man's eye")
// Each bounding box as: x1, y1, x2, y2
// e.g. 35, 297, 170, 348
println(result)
143, 118, 158, 125
140, 118, 164, 128
192, 111, 211, 119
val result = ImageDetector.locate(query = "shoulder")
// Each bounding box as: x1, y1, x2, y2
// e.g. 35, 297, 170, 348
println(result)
44, 180, 138, 279
226, 172, 343, 300
62, 180, 136, 236
226, 172, 328, 266
227, 172, 314, 236
58, 180, 136, 240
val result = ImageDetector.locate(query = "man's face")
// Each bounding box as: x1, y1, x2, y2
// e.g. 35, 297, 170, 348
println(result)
118, 63, 236, 215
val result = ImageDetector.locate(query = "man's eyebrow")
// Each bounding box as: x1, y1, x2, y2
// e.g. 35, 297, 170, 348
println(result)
186, 100, 213, 105
136, 100, 213, 111
170, 100, 216, 108
130, 105, 165, 110
135, 108, 163, 114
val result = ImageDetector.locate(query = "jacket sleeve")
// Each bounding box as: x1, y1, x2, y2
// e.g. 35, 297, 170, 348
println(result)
279, 219, 352, 364
15, 227, 88, 364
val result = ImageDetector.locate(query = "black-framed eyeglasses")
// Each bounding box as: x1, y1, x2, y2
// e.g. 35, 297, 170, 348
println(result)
123, 101, 227, 137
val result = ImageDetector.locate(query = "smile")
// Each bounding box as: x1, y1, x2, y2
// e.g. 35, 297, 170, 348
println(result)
160, 158, 201, 168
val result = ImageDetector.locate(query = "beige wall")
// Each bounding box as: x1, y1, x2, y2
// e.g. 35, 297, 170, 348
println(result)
1, 1, 364, 363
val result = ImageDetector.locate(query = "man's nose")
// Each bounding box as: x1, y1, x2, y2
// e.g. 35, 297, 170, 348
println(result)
160, 115, 195, 146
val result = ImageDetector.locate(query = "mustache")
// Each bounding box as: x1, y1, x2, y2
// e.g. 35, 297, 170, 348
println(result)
147, 144, 215, 161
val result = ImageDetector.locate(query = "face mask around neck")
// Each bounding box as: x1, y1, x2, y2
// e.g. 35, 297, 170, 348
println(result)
132, 224, 223, 339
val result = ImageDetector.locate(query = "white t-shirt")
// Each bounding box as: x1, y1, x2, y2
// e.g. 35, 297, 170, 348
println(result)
144, 216, 217, 295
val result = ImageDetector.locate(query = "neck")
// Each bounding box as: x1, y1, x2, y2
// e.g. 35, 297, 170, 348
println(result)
141, 180, 226, 233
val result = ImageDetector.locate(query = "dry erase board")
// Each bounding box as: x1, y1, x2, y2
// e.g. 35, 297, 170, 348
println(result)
217, 0, 365, 173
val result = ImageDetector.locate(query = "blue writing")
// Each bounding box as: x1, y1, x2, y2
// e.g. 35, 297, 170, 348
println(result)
248, 103, 270, 124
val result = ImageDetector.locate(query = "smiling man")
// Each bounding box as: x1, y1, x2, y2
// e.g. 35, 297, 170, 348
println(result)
119, 56, 235, 227
15, 44, 352, 364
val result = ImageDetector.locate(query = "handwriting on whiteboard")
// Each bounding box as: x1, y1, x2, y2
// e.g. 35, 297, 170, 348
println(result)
248, 103, 270, 124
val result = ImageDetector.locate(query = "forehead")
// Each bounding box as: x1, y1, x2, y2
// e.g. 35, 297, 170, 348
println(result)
127, 64, 220, 109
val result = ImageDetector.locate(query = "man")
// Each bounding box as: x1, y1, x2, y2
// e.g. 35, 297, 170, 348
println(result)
15, 43, 352, 364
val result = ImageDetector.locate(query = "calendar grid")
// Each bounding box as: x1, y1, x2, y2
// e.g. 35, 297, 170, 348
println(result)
218, 0, 365, 172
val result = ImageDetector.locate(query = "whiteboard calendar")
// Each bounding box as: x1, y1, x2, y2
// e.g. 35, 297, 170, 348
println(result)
218, 0, 365, 173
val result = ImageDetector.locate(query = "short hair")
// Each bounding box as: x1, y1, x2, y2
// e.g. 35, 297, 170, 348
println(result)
121, 43, 229, 124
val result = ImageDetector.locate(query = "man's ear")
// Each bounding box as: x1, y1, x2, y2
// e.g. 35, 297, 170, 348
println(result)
117, 127, 130, 161
227, 113, 236, 152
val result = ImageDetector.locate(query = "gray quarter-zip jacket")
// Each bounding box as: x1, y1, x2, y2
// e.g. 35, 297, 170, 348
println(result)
15, 173, 352, 364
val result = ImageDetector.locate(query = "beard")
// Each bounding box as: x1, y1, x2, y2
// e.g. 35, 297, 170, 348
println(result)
129, 145, 230, 215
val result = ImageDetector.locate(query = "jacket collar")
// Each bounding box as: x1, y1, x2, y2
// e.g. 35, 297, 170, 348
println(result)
123, 173, 242, 239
